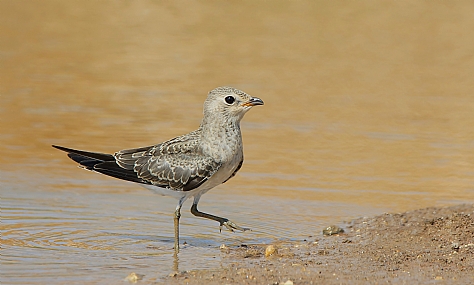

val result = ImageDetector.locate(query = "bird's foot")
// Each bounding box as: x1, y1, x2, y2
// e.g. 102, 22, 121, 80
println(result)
219, 219, 251, 232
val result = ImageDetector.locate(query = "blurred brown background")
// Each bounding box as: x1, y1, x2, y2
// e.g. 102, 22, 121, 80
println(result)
1, 0, 473, 283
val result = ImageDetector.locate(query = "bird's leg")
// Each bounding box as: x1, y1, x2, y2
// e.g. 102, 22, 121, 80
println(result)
174, 206, 180, 253
190, 203, 250, 232
174, 197, 186, 253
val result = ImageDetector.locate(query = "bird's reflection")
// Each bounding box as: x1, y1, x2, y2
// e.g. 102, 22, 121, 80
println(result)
172, 250, 179, 273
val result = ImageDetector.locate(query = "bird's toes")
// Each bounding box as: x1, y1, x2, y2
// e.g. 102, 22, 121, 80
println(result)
219, 224, 233, 233
222, 220, 250, 232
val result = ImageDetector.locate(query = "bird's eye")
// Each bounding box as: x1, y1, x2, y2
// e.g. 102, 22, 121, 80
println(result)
224, 96, 235, 104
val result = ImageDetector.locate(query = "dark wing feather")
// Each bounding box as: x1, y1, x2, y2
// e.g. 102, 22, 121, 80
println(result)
92, 161, 152, 185
52, 145, 152, 185
52, 145, 114, 161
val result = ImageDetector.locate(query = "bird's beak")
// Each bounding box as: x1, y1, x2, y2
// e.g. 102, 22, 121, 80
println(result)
242, 97, 264, 107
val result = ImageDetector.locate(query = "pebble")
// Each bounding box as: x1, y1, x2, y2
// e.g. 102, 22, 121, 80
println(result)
265, 245, 278, 257
124, 272, 144, 283
323, 225, 344, 236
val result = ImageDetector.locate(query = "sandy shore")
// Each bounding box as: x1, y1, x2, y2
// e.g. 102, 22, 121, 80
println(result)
167, 204, 473, 284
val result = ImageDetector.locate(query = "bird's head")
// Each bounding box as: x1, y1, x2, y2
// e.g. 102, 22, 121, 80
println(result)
203, 87, 264, 124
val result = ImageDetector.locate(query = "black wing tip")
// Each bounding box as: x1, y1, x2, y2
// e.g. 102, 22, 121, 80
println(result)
52, 145, 68, 152
52, 144, 115, 162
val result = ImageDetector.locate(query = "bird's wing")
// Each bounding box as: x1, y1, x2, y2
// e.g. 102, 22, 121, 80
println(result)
115, 131, 221, 191
133, 152, 220, 191
52, 145, 153, 185
54, 130, 220, 191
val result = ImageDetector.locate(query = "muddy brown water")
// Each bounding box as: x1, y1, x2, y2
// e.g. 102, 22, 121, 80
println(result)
1, 1, 473, 284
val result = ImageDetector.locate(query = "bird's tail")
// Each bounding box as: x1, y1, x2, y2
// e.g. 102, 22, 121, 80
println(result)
52, 145, 115, 169
52, 145, 151, 185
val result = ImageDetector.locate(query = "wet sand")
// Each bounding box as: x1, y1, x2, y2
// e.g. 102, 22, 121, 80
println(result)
166, 204, 474, 284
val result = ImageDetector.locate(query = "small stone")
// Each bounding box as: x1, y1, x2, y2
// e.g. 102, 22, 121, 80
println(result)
323, 225, 344, 236
220, 244, 229, 250
280, 280, 294, 285
125, 272, 144, 283
265, 245, 278, 257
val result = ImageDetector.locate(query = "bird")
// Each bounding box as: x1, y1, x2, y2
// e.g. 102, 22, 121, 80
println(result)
52, 86, 264, 252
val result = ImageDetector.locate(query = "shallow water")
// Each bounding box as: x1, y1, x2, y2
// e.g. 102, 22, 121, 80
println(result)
1, 1, 474, 284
